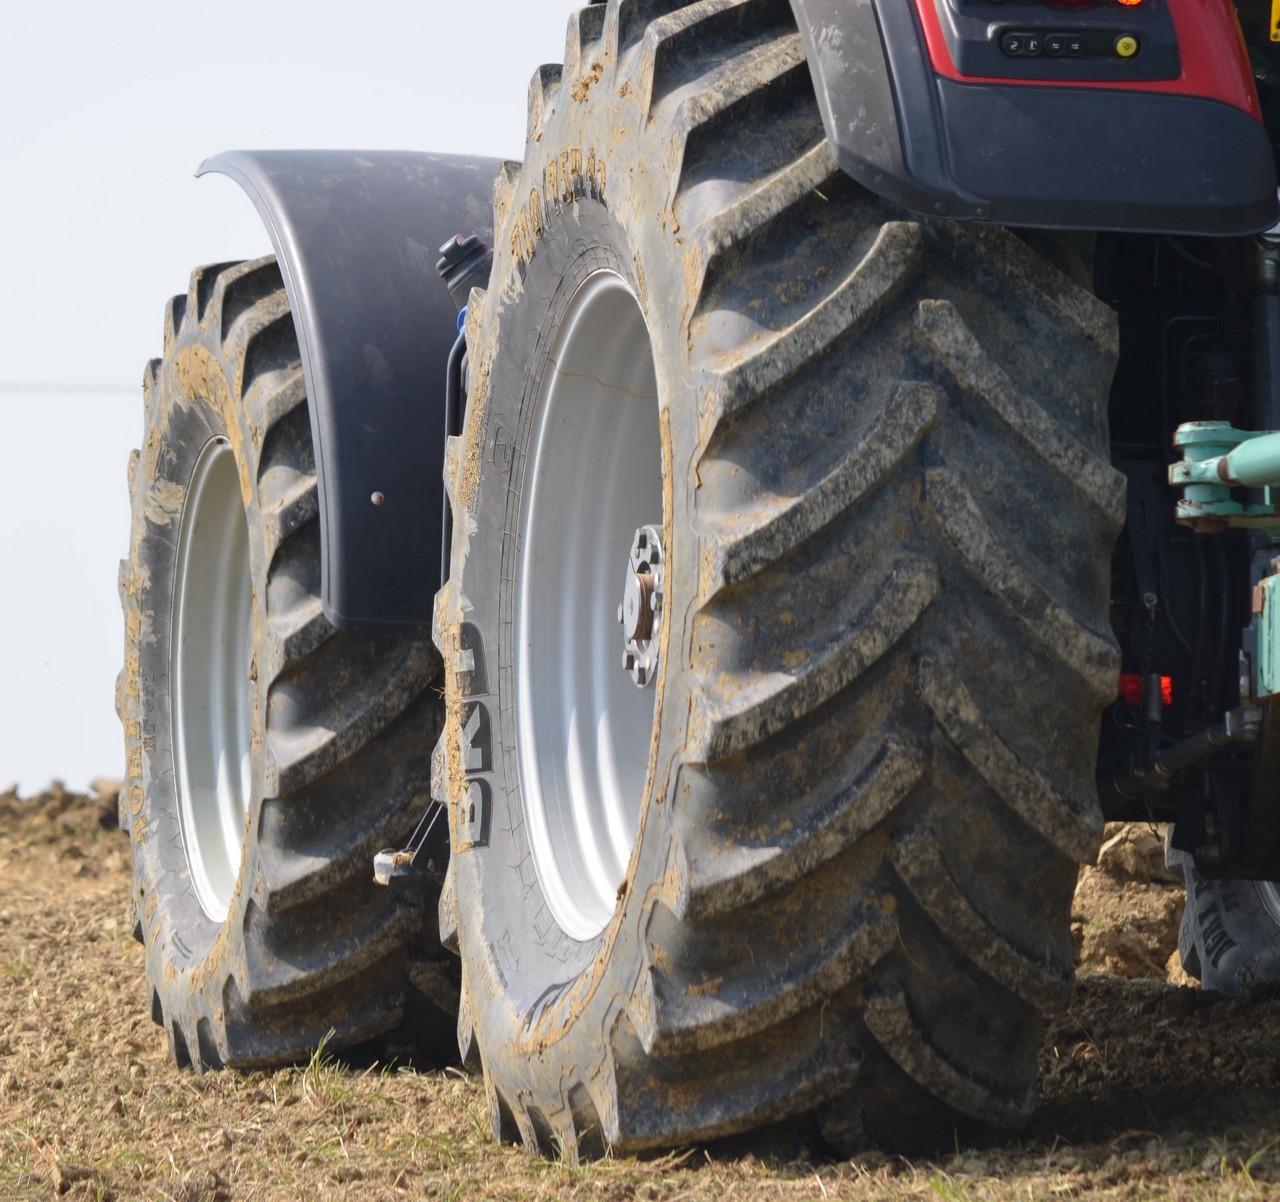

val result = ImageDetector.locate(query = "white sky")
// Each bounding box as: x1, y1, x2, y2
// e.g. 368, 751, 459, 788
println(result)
0, 0, 573, 794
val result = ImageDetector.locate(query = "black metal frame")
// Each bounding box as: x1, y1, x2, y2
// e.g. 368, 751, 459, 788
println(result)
1098, 225, 1280, 880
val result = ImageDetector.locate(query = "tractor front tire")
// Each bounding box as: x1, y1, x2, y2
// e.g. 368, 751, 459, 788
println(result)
437, 0, 1124, 1155
1173, 854, 1280, 992
119, 257, 454, 1070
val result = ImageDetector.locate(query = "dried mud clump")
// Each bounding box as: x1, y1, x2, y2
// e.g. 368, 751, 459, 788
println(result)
1073, 822, 1193, 984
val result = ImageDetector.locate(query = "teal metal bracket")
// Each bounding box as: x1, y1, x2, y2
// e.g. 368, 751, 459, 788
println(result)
1170, 421, 1280, 532
1258, 574, 1280, 699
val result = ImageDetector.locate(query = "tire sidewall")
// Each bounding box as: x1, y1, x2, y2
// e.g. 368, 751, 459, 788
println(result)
124, 333, 266, 1025
449, 145, 695, 1130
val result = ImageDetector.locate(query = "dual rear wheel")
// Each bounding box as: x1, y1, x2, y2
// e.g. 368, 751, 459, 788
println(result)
124, 0, 1128, 1156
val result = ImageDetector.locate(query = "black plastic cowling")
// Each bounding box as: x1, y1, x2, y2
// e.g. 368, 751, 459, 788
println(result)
788, 0, 1279, 235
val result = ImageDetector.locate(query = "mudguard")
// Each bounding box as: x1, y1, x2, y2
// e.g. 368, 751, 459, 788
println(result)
200, 149, 499, 636
789, 0, 1278, 235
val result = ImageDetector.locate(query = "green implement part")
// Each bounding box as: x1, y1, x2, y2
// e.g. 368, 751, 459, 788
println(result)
1259, 575, 1280, 700
1169, 421, 1280, 532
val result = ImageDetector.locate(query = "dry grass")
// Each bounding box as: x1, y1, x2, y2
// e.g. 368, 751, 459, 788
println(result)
4, 786, 1280, 1201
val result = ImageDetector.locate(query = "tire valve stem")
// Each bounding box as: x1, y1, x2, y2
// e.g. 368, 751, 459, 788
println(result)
618, 525, 663, 688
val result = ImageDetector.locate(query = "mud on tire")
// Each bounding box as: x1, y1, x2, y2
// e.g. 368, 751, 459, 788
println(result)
436, 0, 1124, 1155
119, 257, 455, 1070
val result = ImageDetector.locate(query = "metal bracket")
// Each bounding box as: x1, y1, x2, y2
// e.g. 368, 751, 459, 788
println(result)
373, 803, 446, 886
1101, 704, 1263, 808
1169, 421, 1280, 532
1255, 571, 1280, 700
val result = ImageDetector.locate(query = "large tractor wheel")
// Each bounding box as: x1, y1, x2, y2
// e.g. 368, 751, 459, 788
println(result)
119, 257, 454, 1070
436, 0, 1124, 1154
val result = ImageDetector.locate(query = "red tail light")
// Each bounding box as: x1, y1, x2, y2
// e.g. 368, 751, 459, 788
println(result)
1118, 674, 1173, 706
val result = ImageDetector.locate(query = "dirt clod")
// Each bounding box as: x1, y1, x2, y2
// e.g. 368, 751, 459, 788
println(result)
1073, 822, 1194, 983
4, 787, 1280, 1199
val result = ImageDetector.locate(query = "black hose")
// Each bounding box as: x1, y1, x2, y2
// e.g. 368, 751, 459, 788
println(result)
1160, 314, 1217, 461
1156, 536, 1194, 656
1164, 236, 1213, 273
1191, 535, 1209, 718
1210, 535, 1232, 715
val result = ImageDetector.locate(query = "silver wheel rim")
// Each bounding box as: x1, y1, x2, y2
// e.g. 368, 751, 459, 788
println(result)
172, 437, 254, 923
515, 271, 662, 941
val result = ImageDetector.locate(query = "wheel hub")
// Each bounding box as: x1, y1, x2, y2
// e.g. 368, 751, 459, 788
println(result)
618, 525, 663, 687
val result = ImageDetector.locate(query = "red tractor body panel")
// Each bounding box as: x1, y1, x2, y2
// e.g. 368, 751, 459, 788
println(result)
914, 0, 1261, 117
790, 0, 1277, 232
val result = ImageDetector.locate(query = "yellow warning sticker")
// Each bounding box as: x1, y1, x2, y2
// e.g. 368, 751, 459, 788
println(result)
1273, 0, 1280, 42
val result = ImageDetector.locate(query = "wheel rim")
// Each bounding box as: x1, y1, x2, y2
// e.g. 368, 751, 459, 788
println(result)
515, 271, 662, 941
172, 437, 254, 923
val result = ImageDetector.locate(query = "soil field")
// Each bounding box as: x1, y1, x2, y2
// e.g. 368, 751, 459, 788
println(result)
4, 784, 1280, 1201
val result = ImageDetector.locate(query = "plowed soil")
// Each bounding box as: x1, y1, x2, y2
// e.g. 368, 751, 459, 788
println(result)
4, 785, 1280, 1201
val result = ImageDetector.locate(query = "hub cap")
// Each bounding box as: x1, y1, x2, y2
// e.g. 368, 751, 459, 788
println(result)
515, 271, 662, 941
619, 525, 664, 687
171, 437, 254, 923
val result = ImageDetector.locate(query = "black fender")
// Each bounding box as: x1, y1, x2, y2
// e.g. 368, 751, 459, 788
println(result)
789, 0, 1278, 235
200, 149, 499, 636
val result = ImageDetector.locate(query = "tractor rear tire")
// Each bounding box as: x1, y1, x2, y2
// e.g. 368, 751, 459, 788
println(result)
436, 0, 1124, 1155
119, 257, 455, 1070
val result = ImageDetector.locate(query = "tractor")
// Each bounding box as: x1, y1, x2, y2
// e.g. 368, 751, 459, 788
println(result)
120, 0, 1280, 1155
